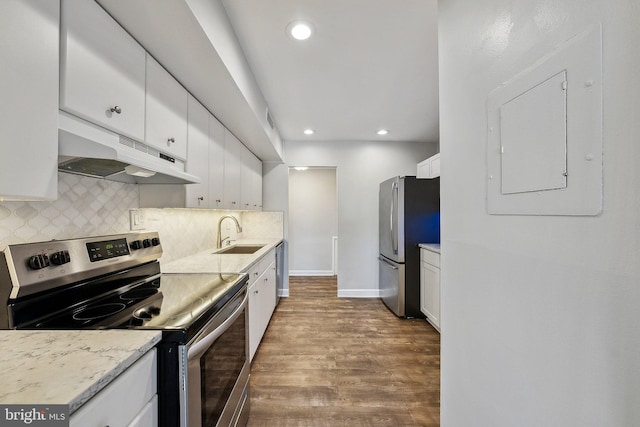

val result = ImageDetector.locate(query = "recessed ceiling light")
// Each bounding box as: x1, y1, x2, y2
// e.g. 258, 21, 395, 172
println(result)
294, 166, 309, 171
287, 21, 313, 41
303, 129, 315, 135
377, 129, 390, 136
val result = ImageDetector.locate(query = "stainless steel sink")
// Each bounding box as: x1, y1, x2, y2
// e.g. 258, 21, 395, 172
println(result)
215, 245, 265, 255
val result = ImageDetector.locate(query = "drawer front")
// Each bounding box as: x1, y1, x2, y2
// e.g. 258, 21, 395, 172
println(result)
420, 248, 440, 267
247, 249, 276, 286
70, 349, 157, 427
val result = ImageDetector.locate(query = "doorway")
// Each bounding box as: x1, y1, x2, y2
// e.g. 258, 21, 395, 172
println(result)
288, 167, 338, 277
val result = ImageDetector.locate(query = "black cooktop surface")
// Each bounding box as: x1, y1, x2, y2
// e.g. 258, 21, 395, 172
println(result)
15, 269, 247, 343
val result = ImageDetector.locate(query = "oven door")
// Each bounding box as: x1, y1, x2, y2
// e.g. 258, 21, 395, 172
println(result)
183, 289, 250, 427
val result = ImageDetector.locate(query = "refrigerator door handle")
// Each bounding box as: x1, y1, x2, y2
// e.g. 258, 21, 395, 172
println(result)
391, 181, 398, 255
379, 256, 398, 270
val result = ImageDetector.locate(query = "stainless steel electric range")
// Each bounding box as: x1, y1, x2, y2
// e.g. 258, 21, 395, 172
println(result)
0, 231, 249, 427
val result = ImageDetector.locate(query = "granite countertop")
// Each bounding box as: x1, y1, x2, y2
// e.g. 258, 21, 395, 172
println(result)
161, 238, 282, 274
0, 330, 161, 414
419, 243, 441, 254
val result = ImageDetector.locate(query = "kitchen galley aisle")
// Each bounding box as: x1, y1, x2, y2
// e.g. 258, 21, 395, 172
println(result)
248, 276, 440, 426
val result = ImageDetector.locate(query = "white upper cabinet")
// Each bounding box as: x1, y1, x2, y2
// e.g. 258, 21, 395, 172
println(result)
208, 115, 225, 209
239, 138, 263, 211
185, 95, 209, 208
240, 145, 254, 210
60, 0, 145, 141
145, 54, 188, 160
223, 130, 242, 209
251, 155, 263, 210
417, 153, 440, 179
0, 0, 59, 201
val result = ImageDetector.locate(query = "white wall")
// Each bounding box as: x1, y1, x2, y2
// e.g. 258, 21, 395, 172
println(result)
288, 168, 337, 275
262, 161, 290, 294
285, 140, 437, 296
439, 1, 640, 426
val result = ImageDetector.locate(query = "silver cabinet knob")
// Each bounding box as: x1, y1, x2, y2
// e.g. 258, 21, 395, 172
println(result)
167, 137, 175, 143
110, 106, 122, 114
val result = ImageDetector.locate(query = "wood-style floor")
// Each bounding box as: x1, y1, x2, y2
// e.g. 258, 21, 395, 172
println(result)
247, 276, 440, 426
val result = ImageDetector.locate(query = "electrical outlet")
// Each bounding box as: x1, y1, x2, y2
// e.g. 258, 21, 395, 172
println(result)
130, 209, 145, 230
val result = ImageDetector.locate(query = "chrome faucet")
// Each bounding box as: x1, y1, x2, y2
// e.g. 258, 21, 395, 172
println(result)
217, 215, 242, 248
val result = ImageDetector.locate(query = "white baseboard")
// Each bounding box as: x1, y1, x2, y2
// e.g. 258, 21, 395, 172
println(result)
277, 289, 289, 297
337, 289, 381, 298
289, 270, 335, 276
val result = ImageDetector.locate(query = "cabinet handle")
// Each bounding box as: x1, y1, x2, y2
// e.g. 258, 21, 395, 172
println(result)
167, 137, 175, 143
216, 199, 221, 203
232, 201, 237, 205
255, 290, 259, 294
254, 272, 259, 276
110, 106, 122, 114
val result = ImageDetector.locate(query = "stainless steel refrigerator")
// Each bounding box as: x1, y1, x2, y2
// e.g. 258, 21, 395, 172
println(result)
379, 176, 440, 317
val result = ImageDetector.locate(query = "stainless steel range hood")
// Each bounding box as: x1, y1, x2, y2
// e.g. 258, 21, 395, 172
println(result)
58, 111, 201, 184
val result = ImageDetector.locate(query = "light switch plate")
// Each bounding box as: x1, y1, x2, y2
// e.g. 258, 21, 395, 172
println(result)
130, 209, 145, 230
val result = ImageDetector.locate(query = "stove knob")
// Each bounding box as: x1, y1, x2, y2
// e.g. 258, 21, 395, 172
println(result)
28, 254, 50, 270
50, 250, 71, 266
151, 237, 160, 246
130, 240, 142, 250
142, 238, 151, 248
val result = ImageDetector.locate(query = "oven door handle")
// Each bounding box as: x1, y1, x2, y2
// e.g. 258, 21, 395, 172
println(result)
187, 293, 248, 361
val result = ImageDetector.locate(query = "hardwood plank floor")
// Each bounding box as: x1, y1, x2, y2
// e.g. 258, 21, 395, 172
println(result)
247, 276, 440, 426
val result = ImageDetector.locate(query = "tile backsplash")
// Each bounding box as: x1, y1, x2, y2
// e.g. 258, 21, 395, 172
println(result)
0, 173, 284, 264
0, 173, 138, 248
141, 208, 283, 264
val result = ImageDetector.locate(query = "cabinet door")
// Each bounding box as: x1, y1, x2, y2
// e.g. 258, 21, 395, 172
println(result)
417, 158, 430, 179
420, 260, 441, 330
240, 145, 254, 210
0, 0, 59, 201
223, 130, 242, 209
60, 0, 145, 141
145, 54, 188, 159
208, 116, 225, 209
248, 280, 261, 361
251, 154, 263, 211
185, 96, 209, 208
430, 153, 441, 178
262, 261, 277, 317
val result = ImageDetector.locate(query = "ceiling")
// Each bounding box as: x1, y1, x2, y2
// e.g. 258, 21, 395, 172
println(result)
220, 0, 440, 144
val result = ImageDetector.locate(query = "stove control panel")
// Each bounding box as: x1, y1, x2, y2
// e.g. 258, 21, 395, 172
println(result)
0, 232, 163, 299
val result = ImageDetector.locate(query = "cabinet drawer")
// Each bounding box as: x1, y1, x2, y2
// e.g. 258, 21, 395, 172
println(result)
247, 249, 275, 285
70, 349, 157, 427
420, 248, 440, 267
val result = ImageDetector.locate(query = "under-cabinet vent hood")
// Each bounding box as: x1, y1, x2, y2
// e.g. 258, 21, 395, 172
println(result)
57, 111, 200, 184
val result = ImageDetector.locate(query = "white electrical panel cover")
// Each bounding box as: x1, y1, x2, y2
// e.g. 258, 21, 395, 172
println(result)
487, 26, 603, 216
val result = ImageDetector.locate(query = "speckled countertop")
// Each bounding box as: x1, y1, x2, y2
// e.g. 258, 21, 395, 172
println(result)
161, 238, 282, 274
419, 243, 441, 253
0, 330, 161, 414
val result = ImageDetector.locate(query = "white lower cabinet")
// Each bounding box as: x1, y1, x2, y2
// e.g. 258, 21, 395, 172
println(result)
70, 349, 157, 427
420, 248, 441, 332
248, 251, 277, 361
